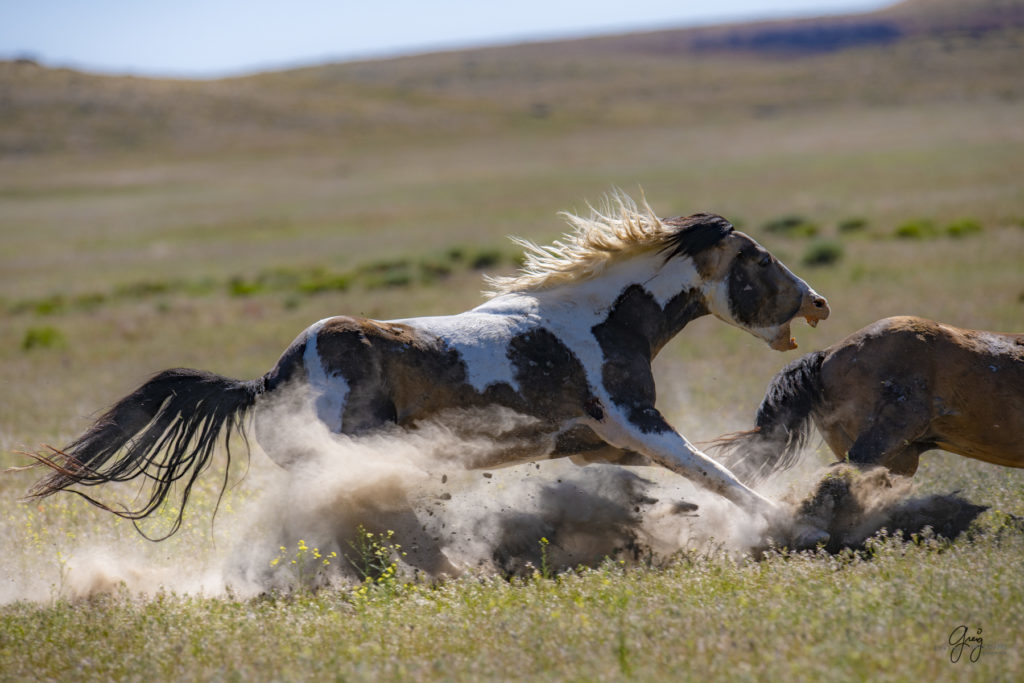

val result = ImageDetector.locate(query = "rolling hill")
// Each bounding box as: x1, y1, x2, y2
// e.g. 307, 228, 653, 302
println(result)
1, 0, 1022, 158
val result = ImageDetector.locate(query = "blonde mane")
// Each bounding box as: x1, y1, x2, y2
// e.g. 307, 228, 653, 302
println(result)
483, 192, 680, 297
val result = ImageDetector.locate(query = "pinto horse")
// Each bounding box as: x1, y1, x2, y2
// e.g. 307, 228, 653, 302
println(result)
716, 316, 1024, 483
28, 194, 830, 540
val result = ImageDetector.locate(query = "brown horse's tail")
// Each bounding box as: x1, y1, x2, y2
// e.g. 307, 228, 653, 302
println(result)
24, 368, 264, 540
709, 351, 825, 486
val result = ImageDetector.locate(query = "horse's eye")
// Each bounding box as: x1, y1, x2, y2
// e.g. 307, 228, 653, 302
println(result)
758, 254, 771, 267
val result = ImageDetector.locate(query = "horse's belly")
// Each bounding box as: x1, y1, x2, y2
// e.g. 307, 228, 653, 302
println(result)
932, 413, 1024, 465
395, 404, 573, 466
931, 362, 1024, 464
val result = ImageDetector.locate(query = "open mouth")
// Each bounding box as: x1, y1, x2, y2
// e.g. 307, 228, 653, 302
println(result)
765, 293, 830, 351
768, 322, 798, 351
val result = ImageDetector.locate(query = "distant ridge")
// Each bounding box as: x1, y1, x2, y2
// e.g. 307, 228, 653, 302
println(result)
690, 21, 903, 54
547, 0, 1024, 57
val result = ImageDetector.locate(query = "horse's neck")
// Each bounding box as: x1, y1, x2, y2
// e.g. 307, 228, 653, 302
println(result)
479, 252, 709, 356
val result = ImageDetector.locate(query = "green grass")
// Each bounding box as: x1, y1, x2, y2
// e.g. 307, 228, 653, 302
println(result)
20, 325, 66, 351
1, 527, 1022, 680
2, 1, 1024, 678
3, 246, 515, 317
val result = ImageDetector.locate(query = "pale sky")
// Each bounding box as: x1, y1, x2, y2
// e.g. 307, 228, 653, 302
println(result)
2, 0, 895, 78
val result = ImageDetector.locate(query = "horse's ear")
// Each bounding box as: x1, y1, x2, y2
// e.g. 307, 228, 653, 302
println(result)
661, 214, 733, 261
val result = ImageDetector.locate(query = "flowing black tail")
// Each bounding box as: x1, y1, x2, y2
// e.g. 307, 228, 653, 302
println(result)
710, 351, 826, 485
27, 368, 264, 539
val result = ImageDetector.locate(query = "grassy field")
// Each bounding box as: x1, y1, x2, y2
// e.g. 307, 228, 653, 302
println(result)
2, 0, 1024, 679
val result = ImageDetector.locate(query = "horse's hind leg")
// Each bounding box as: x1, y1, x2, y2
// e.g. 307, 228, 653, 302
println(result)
846, 404, 930, 476
252, 351, 392, 468
817, 415, 855, 465
253, 387, 328, 469
849, 438, 921, 476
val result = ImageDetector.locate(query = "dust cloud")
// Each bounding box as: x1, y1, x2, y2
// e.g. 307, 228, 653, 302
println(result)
1, 389, 988, 603
786, 464, 987, 553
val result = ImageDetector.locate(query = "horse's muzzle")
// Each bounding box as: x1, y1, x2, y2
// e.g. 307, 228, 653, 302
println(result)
799, 292, 830, 328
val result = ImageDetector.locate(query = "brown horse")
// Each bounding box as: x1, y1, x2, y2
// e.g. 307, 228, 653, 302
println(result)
716, 316, 1024, 483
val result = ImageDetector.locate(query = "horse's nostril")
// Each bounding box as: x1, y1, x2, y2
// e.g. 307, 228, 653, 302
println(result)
814, 299, 825, 308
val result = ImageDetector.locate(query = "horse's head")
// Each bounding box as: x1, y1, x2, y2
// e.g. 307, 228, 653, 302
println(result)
668, 215, 830, 351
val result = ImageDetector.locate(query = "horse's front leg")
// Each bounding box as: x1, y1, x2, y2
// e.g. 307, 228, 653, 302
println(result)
588, 405, 774, 515
585, 404, 828, 547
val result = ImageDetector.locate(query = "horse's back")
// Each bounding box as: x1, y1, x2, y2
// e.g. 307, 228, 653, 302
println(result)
300, 309, 599, 428
822, 315, 1023, 380
819, 316, 1024, 466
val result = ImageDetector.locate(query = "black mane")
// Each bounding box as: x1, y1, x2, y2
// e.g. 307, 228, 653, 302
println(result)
661, 213, 734, 260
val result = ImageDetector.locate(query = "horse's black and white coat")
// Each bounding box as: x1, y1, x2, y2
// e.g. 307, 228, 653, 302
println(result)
30, 195, 829, 539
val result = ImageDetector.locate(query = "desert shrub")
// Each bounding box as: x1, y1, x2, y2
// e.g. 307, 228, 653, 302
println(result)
802, 240, 844, 266
227, 276, 264, 297
255, 267, 304, 290
418, 258, 453, 284
21, 325, 65, 350
183, 277, 219, 296
72, 292, 107, 310
30, 295, 67, 315
114, 280, 176, 298
838, 216, 868, 233
762, 215, 819, 238
297, 270, 353, 294
945, 218, 983, 238
359, 259, 414, 289
445, 246, 466, 262
8, 294, 70, 316
469, 248, 503, 269
894, 218, 939, 239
